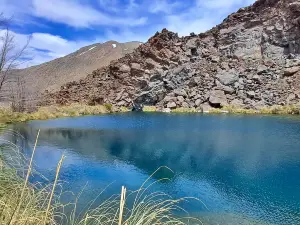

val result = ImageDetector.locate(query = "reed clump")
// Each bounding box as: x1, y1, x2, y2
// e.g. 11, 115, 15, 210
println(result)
143, 106, 157, 112
0, 104, 122, 126
0, 130, 202, 225
172, 107, 198, 113
209, 105, 300, 115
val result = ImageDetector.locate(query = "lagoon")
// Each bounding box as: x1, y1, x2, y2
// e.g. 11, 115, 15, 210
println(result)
9, 113, 300, 225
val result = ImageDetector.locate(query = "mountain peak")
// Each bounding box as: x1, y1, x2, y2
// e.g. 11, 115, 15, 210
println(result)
10, 41, 141, 107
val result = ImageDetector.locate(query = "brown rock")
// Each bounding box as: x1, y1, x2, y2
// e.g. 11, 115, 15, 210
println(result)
131, 63, 144, 76
284, 67, 300, 76
209, 90, 228, 107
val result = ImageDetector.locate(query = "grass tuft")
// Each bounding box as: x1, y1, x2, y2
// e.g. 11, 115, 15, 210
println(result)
143, 106, 157, 112
0, 104, 120, 127
171, 107, 198, 113
0, 131, 202, 225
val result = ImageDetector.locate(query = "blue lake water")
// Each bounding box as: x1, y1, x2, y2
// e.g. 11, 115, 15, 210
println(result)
9, 113, 300, 224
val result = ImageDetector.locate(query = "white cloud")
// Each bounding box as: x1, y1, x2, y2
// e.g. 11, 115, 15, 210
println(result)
166, 16, 216, 36
98, 0, 119, 12
12, 29, 153, 68
32, 0, 147, 28
100, 28, 152, 43
196, 0, 255, 9
10, 32, 94, 67
165, 0, 256, 36
149, 0, 182, 14
0, 0, 258, 67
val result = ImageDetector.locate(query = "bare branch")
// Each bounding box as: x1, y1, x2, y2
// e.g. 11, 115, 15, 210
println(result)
0, 13, 31, 111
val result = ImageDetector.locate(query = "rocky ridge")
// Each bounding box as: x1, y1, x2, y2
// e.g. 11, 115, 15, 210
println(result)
42, 0, 300, 111
1, 41, 141, 108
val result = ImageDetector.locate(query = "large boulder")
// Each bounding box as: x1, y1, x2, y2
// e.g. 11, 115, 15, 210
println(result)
289, 2, 300, 13
195, 98, 202, 107
119, 64, 131, 73
215, 80, 235, 94
131, 63, 144, 76
284, 67, 300, 76
174, 89, 188, 97
135, 91, 158, 105
216, 70, 239, 85
167, 102, 177, 109
209, 90, 228, 107
200, 102, 213, 112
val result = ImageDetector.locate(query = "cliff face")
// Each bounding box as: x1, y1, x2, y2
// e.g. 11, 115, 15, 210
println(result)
42, 0, 300, 111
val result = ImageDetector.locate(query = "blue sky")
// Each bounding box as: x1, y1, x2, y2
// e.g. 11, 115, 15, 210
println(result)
0, 0, 255, 67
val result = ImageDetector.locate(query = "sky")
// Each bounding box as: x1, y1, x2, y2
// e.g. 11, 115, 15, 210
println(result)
0, 0, 256, 67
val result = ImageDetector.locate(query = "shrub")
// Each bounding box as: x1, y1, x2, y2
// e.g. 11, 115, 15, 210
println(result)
104, 103, 113, 112
143, 106, 157, 112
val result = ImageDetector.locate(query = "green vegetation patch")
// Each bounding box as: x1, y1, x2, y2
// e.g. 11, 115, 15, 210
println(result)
143, 106, 157, 112
171, 107, 198, 113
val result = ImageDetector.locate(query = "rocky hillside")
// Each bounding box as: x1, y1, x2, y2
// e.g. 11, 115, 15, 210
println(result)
42, 0, 300, 111
8, 41, 141, 106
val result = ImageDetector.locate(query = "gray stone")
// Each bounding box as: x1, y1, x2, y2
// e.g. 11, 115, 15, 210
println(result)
163, 96, 175, 103
188, 77, 198, 87
252, 75, 261, 82
216, 80, 235, 94
284, 67, 300, 76
117, 101, 126, 106
195, 99, 202, 107
287, 94, 296, 104
200, 103, 213, 112
131, 63, 141, 70
182, 102, 189, 108
289, 2, 300, 12
167, 102, 177, 109
138, 79, 149, 90
220, 62, 230, 70
186, 38, 198, 49
150, 72, 163, 82
211, 56, 220, 63
174, 89, 188, 97
238, 78, 244, 84
216, 70, 239, 85
257, 65, 268, 75
135, 91, 159, 105
189, 91, 197, 98
237, 90, 247, 99
209, 90, 228, 107
247, 91, 256, 98
119, 64, 131, 73
177, 96, 185, 103
253, 101, 266, 110
230, 99, 244, 108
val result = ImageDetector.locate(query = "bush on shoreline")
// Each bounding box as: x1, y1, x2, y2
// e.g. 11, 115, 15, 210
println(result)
0, 104, 121, 126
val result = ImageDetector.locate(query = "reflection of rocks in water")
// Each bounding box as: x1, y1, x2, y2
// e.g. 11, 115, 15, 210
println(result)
8, 115, 300, 225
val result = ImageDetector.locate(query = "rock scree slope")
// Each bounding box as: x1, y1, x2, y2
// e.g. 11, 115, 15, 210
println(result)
42, 0, 300, 111
11, 41, 141, 106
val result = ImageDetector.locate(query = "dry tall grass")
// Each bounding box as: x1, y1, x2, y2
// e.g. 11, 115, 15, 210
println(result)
0, 130, 202, 225
0, 104, 123, 126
